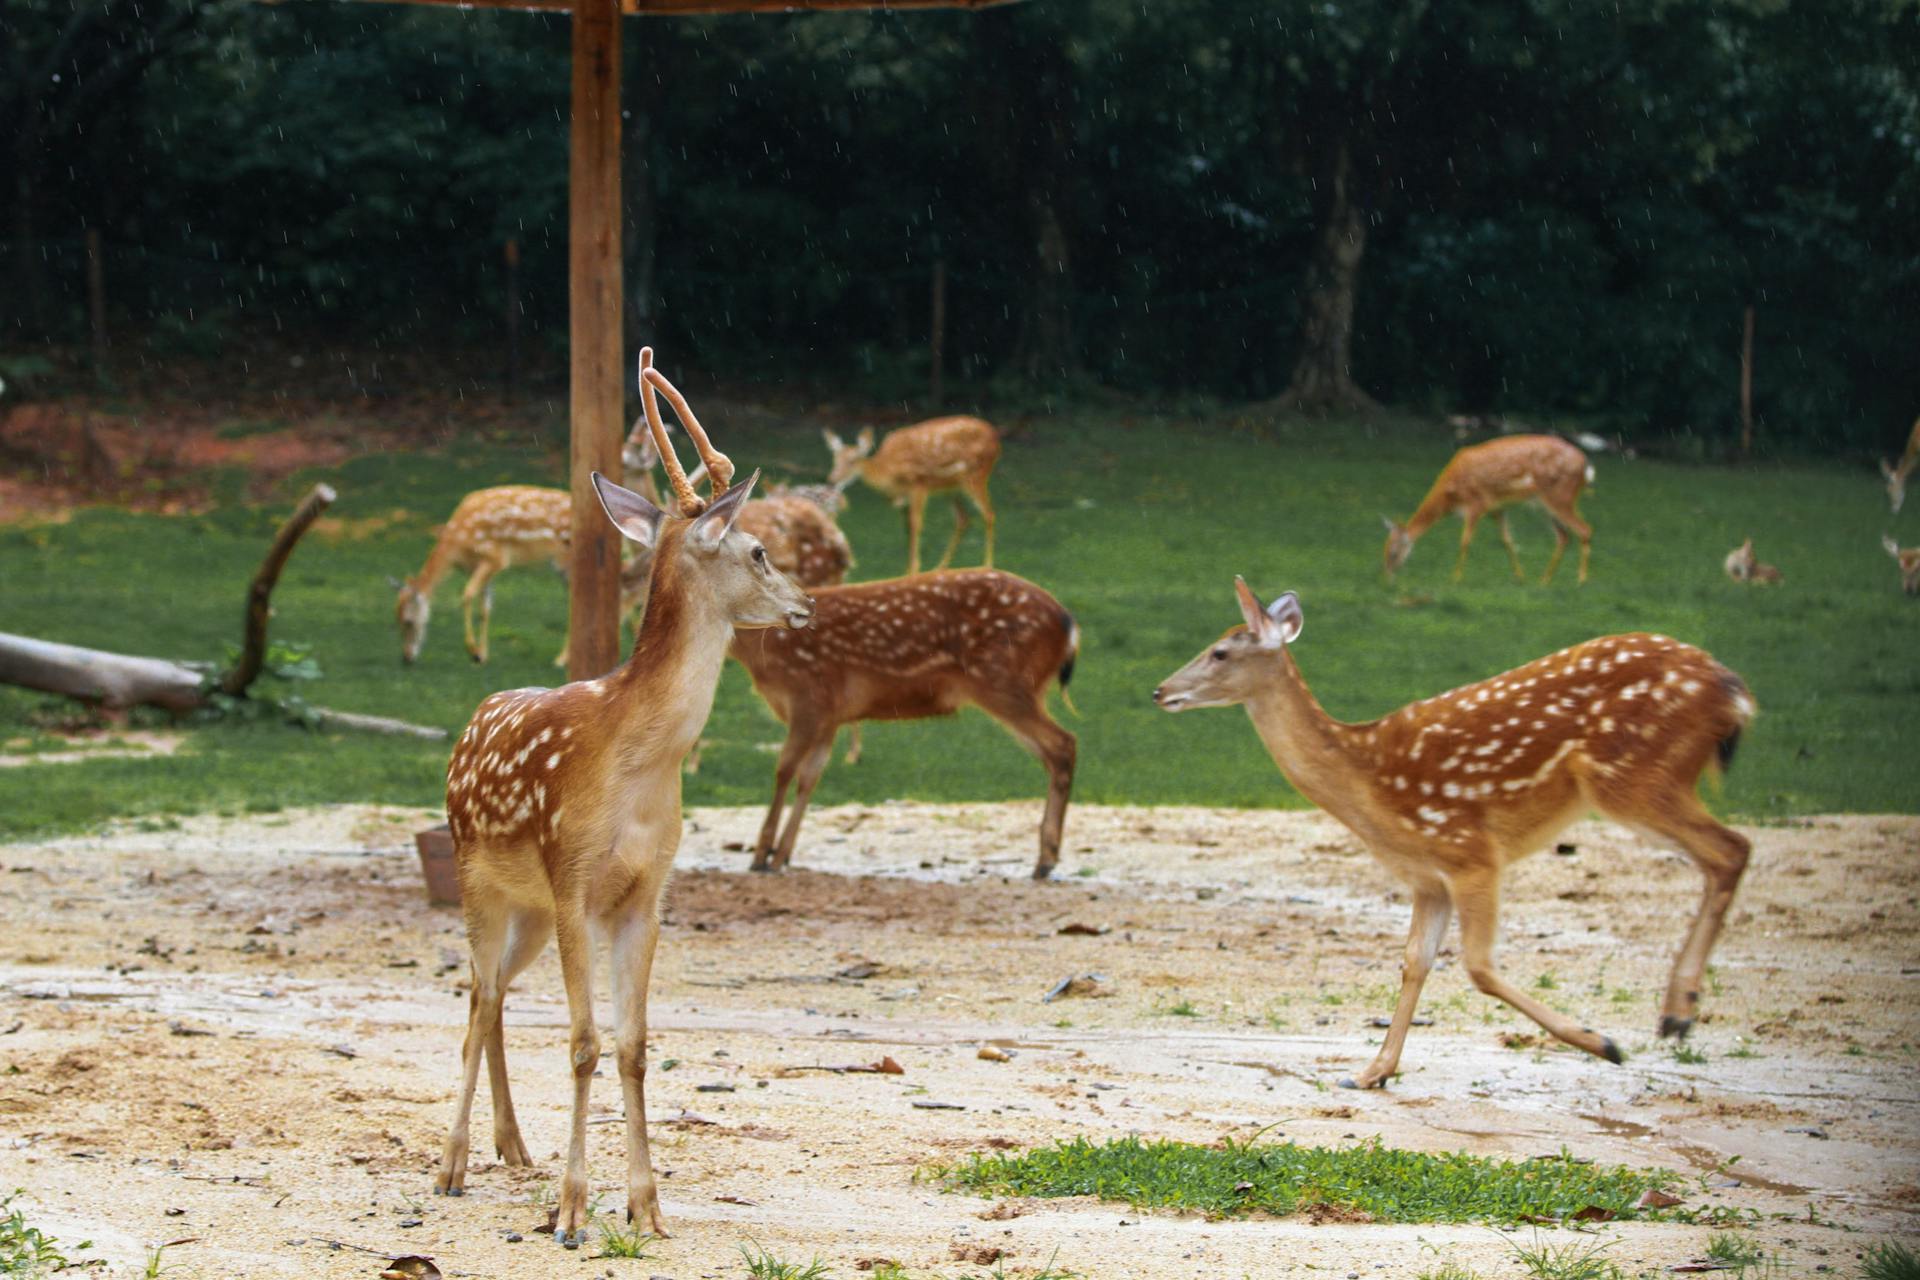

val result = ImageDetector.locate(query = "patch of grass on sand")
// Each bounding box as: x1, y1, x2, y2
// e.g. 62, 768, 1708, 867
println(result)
1861, 1241, 1920, 1280
934, 1135, 1684, 1224
0, 1192, 69, 1276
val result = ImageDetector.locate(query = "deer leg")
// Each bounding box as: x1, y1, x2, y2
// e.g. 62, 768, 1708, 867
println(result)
751, 727, 809, 872
771, 730, 838, 871
904, 490, 928, 575
1453, 864, 1623, 1065
436, 902, 509, 1196
1543, 499, 1592, 585
1497, 512, 1524, 581
552, 909, 600, 1249
842, 724, 863, 766
1541, 519, 1571, 585
462, 563, 500, 664
485, 908, 552, 1167
1452, 512, 1482, 582
934, 494, 970, 571
1617, 799, 1750, 1040
985, 692, 1076, 879
610, 895, 670, 1236
1343, 882, 1452, 1089
966, 474, 996, 568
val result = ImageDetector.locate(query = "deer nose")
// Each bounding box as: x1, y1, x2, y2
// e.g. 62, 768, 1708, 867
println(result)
1151, 686, 1164, 704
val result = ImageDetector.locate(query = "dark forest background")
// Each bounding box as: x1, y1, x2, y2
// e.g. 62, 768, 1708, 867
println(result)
5, 0, 1918, 452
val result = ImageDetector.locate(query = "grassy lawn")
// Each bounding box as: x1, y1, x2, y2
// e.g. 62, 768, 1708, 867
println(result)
0, 405, 1912, 837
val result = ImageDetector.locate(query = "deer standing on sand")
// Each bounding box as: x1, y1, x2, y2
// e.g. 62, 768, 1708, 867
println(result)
392, 486, 573, 666
1155, 579, 1754, 1088
732, 568, 1078, 880
1883, 536, 1920, 595
825, 416, 1000, 574
1881, 417, 1920, 514
433, 351, 813, 1244
1384, 435, 1595, 585
1723, 537, 1783, 585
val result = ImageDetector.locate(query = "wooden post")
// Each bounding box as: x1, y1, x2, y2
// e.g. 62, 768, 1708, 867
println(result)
86, 228, 108, 381
504, 238, 522, 403
929, 257, 947, 404
1739, 303, 1755, 458
566, 0, 625, 682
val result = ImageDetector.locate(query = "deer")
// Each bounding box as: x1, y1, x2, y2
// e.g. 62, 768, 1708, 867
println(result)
824, 415, 1001, 574
433, 349, 814, 1246
1883, 535, 1920, 595
1154, 578, 1755, 1089
729, 567, 1078, 880
1383, 434, 1595, 585
1722, 537, 1782, 585
1880, 416, 1920, 514
392, 486, 574, 666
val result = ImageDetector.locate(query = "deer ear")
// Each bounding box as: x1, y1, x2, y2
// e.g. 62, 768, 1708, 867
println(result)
690, 469, 760, 549
1233, 576, 1269, 635
823, 429, 844, 452
856, 427, 875, 453
592, 471, 665, 551
386, 574, 404, 591
1265, 592, 1304, 645
1380, 514, 1399, 533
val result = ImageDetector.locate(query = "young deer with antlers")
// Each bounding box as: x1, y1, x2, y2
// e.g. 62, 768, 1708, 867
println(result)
1881, 416, 1920, 514
825, 416, 1000, 574
1156, 580, 1754, 1088
1384, 434, 1595, 585
433, 351, 813, 1244
732, 568, 1078, 879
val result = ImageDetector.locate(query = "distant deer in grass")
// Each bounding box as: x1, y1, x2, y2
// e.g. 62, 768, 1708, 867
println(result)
1880, 416, 1920, 514
825, 416, 1001, 574
1155, 579, 1754, 1088
1383, 435, 1595, 585
433, 350, 813, 1244
730, 568, 1078, 880
392, 486, 575, 666
1883, 535, 1920, 596
1723, 537, 1783, 585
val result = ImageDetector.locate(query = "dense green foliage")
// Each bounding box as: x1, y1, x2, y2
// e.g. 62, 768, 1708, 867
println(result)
4, 0, 1917, 447
0, 407, 1911, 837
937, 1134, 1684, 1224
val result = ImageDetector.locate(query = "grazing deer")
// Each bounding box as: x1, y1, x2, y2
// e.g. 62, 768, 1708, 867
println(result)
434, 351, 814, 1245
730, 568, 1077, 879
1881, 416, 1920, 514
1383, 435, 1595, 585
1722, 537, 1782, 585
825, 416, 1001, 574
1883, 535, 1920, 595
1155, 579, 1754, 1088
392, 486, 572, 666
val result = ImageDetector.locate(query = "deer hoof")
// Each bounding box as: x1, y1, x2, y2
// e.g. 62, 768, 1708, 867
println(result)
1598, 1036, 1625, 1065
557, 1228, 584, 1250
1659, 1015, 1694, 1041
1031, 864, 1055, 882
1338, 1075, 1383, 1091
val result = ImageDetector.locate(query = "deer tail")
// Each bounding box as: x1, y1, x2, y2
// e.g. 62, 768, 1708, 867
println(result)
1056, 611, 1081, 717
1713, 668, 1757, 774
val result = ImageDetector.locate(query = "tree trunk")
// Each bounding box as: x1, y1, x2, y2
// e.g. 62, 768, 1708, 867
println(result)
1276, 136, 1380, 415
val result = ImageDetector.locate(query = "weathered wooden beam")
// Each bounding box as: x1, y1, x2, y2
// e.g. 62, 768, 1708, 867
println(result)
566, 0, 627, 683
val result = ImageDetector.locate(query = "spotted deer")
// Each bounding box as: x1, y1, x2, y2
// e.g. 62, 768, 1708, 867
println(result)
1723, 537, 1782, 585
1155, 579, 1754, 1088
1384, 434, 1595, 585
1881, 416, 1920, 514
825, 415, 1001, 574
433, 351, 814, 1245
392, 486, 573, 666
730, 568, 1077, 879
1883, 535, 1920, 595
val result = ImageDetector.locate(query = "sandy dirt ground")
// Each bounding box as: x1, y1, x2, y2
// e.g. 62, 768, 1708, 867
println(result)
1, 803, 1915, 1279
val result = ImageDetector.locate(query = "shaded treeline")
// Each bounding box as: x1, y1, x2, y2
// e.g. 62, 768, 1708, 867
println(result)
4, 0, 1917, 449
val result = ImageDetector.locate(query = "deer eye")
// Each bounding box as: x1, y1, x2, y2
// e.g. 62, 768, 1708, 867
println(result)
1210, 647, 1228, 662
751, 545, 768, 565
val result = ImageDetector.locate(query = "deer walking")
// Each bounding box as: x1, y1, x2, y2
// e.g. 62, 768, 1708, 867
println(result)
1881, 416, 1920, 514
732, 568, 1077, 880
434, 351, 813, 1244
1722, 537, 1782, 585
1384, 435, 1595, 584
1883, 535, 1920, 595
825, 416, 1000, 574
1155, 579, 1754, 1088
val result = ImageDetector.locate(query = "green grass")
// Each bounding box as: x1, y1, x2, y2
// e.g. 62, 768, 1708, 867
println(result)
596, 1218, 655, 1259
739, 1242, 833, 1280
1863, 1242, 1920, 1280
1508, 1234, 1622, 1280
934, 1134, 1684, 1225
1, 406, 1915, 837
0, 1193, 67, 1276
